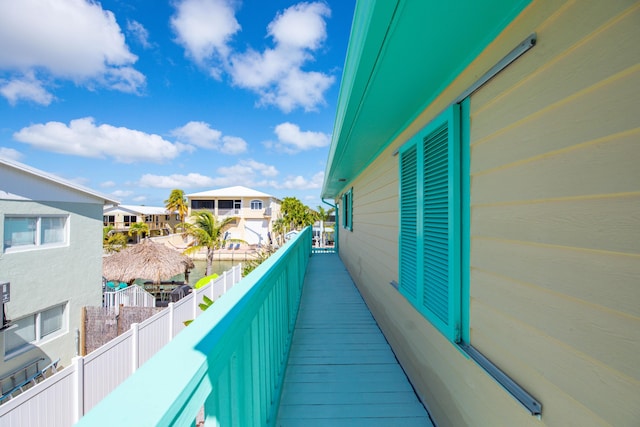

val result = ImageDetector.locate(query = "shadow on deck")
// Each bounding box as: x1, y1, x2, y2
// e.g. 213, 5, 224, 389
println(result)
277, 253, 434, 426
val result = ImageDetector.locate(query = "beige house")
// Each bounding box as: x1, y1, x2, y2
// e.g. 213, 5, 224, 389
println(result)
186, 186, 281, 246
322, 1, 639, 426
0, 158, 118, 395
103, 205, 180, 239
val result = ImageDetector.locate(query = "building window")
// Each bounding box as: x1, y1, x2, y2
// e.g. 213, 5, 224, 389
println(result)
191, 200, 214, 210
4, 216, 68, 252
398, 105, 462, 343
4, 303, 67, 357
341, 188, 353, 231
103, 215, 115, 226
250, 200, 263, 210
123, 215, 137, 226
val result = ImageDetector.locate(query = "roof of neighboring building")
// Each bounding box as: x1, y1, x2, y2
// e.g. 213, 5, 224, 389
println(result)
103, 205, 175, 215
0, 157, 120, 204
321, 0, 531, 199
186, 186, 277, 200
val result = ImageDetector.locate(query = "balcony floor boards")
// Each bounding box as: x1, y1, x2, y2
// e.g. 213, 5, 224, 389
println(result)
276, 254, 433, 427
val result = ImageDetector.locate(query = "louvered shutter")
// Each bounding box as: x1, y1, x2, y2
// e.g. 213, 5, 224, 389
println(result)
423, 124, 450, 323
397, 105, 461, 343
399, 145, 418, 301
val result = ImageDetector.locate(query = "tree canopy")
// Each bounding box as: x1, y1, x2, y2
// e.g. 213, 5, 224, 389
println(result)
165, 189, 188, 226
281, 197, 316, 230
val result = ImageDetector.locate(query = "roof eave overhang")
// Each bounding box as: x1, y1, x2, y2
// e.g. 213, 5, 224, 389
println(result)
322, 0, 531, 200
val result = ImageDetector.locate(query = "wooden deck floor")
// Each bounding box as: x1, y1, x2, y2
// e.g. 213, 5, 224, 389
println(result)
276, 254, 433, 427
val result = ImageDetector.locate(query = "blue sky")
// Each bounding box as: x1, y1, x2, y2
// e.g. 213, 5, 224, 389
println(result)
0, 0, 355, 209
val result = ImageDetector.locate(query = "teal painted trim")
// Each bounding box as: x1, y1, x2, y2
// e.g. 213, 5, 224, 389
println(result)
397, 105, 462, 344
77, 228, 313, 427
460, 97, 471, 344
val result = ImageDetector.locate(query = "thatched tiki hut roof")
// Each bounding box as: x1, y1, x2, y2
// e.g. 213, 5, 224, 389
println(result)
103, 239, 195, 284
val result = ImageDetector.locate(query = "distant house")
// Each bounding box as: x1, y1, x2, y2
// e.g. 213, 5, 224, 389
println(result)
185, 186, 281, 246
103, 204, 180, 240
0, 158, 118, 386
322, 1, 639, 426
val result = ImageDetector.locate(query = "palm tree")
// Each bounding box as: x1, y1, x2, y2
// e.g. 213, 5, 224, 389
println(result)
165, 189, 188, 231
103, 225, 127, 253
179, 211, 237, 276
272, 217, 287, 246
128, 222, 149, 243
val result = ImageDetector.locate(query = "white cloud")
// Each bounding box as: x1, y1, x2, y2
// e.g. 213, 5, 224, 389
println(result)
0, 0, 144, 103
112, 189, 134, 198
273, 122, 330, 153
277, 171, 324, 190
127, 20, 152, 49
13, 117, 184, 163
139, 173, 217, 189
0, 72, 54, 105
0, 147, 23, 161
228, 2, 333, 112
132, 195, 147, 203
220, 136, 248, 155
171, 121, 247, 154
137, 159, 280, 191
101, 180, 116, 188
170, 0, 240, 75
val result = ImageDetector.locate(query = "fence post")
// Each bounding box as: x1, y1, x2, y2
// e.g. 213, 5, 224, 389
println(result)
72, 356, 85, 423
131, 323, 139, 373
168, 302, 175, 339
193, 287, 198, 319
223, 270, 228, 292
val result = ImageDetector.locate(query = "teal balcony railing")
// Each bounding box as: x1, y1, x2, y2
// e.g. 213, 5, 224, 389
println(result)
78, 227, 312, 426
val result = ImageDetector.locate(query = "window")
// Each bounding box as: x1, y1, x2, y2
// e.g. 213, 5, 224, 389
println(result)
341, 188, 353, 231
191, 200, 214, 210
4, 216, 68, 252
103, 215, 115, 226
398, 105, 462, 343
124, 215, 138, 226
250, 200, 263, 210
4, 304, 67, 357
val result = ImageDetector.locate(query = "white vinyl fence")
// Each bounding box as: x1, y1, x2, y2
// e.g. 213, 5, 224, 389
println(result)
0, 264, 242, 427
103, 284, 156, 309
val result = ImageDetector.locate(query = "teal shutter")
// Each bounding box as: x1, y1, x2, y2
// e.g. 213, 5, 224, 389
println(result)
398, 105, 461, 343
423, 124, 450, 323
399, 145, 418, 301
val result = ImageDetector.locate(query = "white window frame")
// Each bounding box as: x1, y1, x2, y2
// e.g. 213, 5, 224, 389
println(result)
4, 303, 68, 359
3, 215, 69, 253
250, 200, 263, 210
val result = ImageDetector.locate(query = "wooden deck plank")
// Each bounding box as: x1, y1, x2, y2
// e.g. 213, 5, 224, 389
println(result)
276, 254, 433, 426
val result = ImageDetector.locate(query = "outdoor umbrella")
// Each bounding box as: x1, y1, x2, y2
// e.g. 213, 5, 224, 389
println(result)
102, 239, 195, 284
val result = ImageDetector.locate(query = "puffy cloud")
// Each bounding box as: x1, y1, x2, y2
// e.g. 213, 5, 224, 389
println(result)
13, 117, 183, 163
101, 180, 117, 188
139, 172, 217, 188
171, 121, 247, 154
138, 159, 279, 190
0, 147, 23, 161
277, 171, 324, 190
170, 0, 240, 75
0, 0, 144, 104
0, 72, 54, 105
228, 2, 333, 112
273, 122, 330, 153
